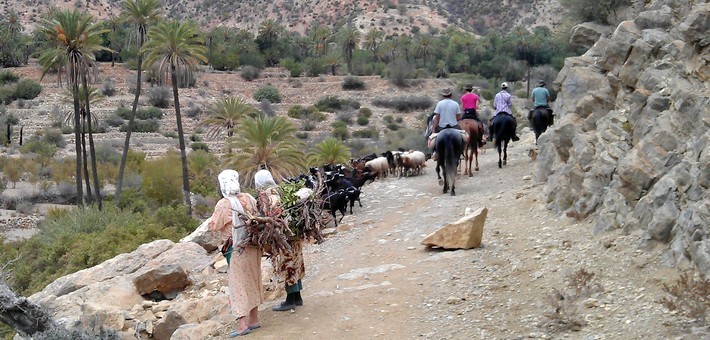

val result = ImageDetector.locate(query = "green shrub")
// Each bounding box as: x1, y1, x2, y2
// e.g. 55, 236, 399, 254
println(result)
120, 119, 159, 133
295, 131, 308, 139
101, 78, 116, 96
148, 86, 171, 108
352, 127, 379, 138
94, 143, 121, 165
240, 65, 261, 81
43, 129, 66, 148
342, 75, 365, 90
387, 59, 415, 87
315, 96, 361, 112
356, 115, 369, 126
0, 85, 15, 105
383, 115, 394, 124
142, 152, 183, 206
253, 85, 281, 103
358, 107, 373, 118
0, 70, 19, 85
116, 107, 163, 120
149, 205, 196, 232
191, 142, 209, 152
305, 57, 325, 77
106, 114, 124, 127
331, 121, 349, 141
19, 138, 58, 159
116, 188, 148, 213
281, 58, 303, 77
372, 95, 433, 112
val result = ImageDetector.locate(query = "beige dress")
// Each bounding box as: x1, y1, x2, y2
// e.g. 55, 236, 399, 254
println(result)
209, 194, 263, 318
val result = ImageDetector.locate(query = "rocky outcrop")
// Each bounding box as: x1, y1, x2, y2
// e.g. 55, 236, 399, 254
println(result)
570, 22, 613, 49
421, 207, 487, 249
536, 1, 710, 276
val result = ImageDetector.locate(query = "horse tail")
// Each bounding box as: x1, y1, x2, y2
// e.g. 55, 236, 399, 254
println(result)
445, 133, 457, 186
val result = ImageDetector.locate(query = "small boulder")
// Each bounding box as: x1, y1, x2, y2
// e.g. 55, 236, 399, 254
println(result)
421, 207, 487, 249
133, 264, 191, 298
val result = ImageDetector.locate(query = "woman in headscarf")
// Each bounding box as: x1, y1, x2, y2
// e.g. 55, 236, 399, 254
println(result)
208, 170, 263, 337
254, 169, 307, 312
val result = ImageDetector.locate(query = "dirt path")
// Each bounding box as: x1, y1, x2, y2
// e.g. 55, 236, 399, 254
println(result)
218, 131, 691, 339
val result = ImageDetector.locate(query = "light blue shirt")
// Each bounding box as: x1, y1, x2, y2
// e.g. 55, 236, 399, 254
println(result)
532, 87, 551, 107
434, 98, 461, 127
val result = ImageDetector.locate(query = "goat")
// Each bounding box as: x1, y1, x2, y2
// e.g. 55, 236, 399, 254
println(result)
321, 189, 349, 226
397, 151, 426, 177
365, 157, 389, 179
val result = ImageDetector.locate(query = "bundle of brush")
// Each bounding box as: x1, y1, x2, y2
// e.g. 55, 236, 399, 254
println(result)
237, 211, 292, 257
279, 180, 325, 243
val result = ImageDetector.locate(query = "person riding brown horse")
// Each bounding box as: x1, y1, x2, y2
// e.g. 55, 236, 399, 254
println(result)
460, 84, 487, 148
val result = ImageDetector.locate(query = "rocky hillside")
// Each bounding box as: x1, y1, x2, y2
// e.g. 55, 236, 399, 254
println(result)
536, 0, 709, 275
4, 0, 562, 36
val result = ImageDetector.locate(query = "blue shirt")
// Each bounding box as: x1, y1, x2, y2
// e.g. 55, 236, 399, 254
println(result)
531, 87, 551, 107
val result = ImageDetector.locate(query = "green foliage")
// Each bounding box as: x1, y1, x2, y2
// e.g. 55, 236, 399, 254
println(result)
342, 75, 365, 90
191, 142, 209, 152
13, 79, 42, 100
331, 121, 350, 141
142, 151, 183, 206
387, 60, 416, 87
0, 85, 15, 105
120, 119, 159, 133
287, 105, 320, 120
304, 57, 325, 77
315, 95, 361, 112
384, 128, 427, 151
42, 129, 67, 148
0, 70, 19, 85
240, 65, 261, 81
372, 95, 433, 112
116, 106, 163, 120
356, 115, 369, 126
0, 204, 197, 296
352, 127, 379, 139
307, 138, 351, 166
253, 85, 281, 103
188, 150, 219, 197
19, 137, 58, 162
280, 58, 303, 77
358, 107, 373, 118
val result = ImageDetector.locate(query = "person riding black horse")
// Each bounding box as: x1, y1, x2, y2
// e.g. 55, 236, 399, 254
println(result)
528, 80, 554, 126
428, 88, 463, 160
488, 82, 520, 142
460, 83, 486, 148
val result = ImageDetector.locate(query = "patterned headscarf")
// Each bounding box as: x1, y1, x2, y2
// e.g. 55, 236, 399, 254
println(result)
254, 169, 277, 190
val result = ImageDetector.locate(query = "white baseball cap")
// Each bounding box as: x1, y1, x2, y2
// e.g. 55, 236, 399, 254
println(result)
500, 82, 509, 88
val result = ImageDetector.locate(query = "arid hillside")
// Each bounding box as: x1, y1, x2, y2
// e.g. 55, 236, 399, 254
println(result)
4, 0, 563, 36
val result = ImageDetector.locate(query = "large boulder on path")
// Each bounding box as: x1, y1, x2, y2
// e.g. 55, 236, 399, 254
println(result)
180, 217, 222, 251
421, 207, 487, 249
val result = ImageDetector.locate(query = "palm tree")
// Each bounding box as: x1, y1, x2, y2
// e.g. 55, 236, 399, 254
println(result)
225, 115, 305, 187
308, 26, 330, 57
142, 20, 207, 216
339, 25, 360, 74
415, 35, 434, 67
116, 0, 162, 204
201, 97, 257, 139
38, 8, 109, 207
363, 28, 384, 62
307, 138, 351, 166
62, 86, 104, 207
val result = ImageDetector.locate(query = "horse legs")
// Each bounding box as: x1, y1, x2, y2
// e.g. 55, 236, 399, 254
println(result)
474, 148, 479, 172
442, 164, 449, 194
503, 140, 509, 166
498, 143, 503, 168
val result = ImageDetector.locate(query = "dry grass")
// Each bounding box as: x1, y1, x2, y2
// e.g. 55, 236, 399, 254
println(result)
658, 271, 709, 325
543, 268, 604, 332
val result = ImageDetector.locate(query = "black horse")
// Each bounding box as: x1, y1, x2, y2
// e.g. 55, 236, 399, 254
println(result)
491, 114, 516, 168
530, 107, 553, 144
434, 128, 464, 196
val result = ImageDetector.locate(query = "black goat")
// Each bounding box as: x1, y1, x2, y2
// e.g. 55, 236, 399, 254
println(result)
321, 189, 349, 226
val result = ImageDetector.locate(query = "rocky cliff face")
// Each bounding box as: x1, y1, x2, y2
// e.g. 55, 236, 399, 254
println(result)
536, 1, 709, 275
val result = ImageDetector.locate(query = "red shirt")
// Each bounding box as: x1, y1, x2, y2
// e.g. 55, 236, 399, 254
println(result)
461, 93, 479, 110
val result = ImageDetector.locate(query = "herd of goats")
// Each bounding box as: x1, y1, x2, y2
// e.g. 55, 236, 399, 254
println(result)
285, 149, 428, 226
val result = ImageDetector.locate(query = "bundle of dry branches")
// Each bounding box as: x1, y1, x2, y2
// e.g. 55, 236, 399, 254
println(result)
282, 198, 325, 243
237, 213, 292, 257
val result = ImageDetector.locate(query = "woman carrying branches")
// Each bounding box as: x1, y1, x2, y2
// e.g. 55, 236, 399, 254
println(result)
208, 170, 263, 337
254, 169, 308, 312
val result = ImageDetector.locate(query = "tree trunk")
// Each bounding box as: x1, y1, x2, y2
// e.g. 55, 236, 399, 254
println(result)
73, 84, 83, 207
171, 64, 192, 216
81, 113, 93, 204
116, 38, 145, 204
84, 75, 102, 210
526, 66, 531, 99
0, 283, 56, 337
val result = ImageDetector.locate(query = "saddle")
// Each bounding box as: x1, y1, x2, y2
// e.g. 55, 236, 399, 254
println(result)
428, 129, 468, 149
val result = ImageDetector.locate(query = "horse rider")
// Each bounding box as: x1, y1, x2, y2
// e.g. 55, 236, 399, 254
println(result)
529, 80, 554, 125
488, 82, 520, 142
428, 88, 462, 160
432, 88, 461, 133
460, 84, 486, 147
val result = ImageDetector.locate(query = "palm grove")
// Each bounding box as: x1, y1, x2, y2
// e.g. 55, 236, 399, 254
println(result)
0, 1, 588, 336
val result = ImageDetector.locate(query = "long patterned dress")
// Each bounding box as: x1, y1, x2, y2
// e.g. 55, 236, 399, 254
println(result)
208, 194, 263, 319
257, 188, 305, 288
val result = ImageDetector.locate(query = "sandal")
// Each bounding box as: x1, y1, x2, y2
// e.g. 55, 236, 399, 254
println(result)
229, 327, 251, 337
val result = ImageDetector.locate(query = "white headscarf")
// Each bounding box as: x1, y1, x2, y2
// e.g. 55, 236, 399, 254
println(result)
254, 169, 277, 190
217, 169, 245, 231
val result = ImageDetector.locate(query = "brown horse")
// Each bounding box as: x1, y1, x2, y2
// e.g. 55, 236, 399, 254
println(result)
458, 119, 482, 176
